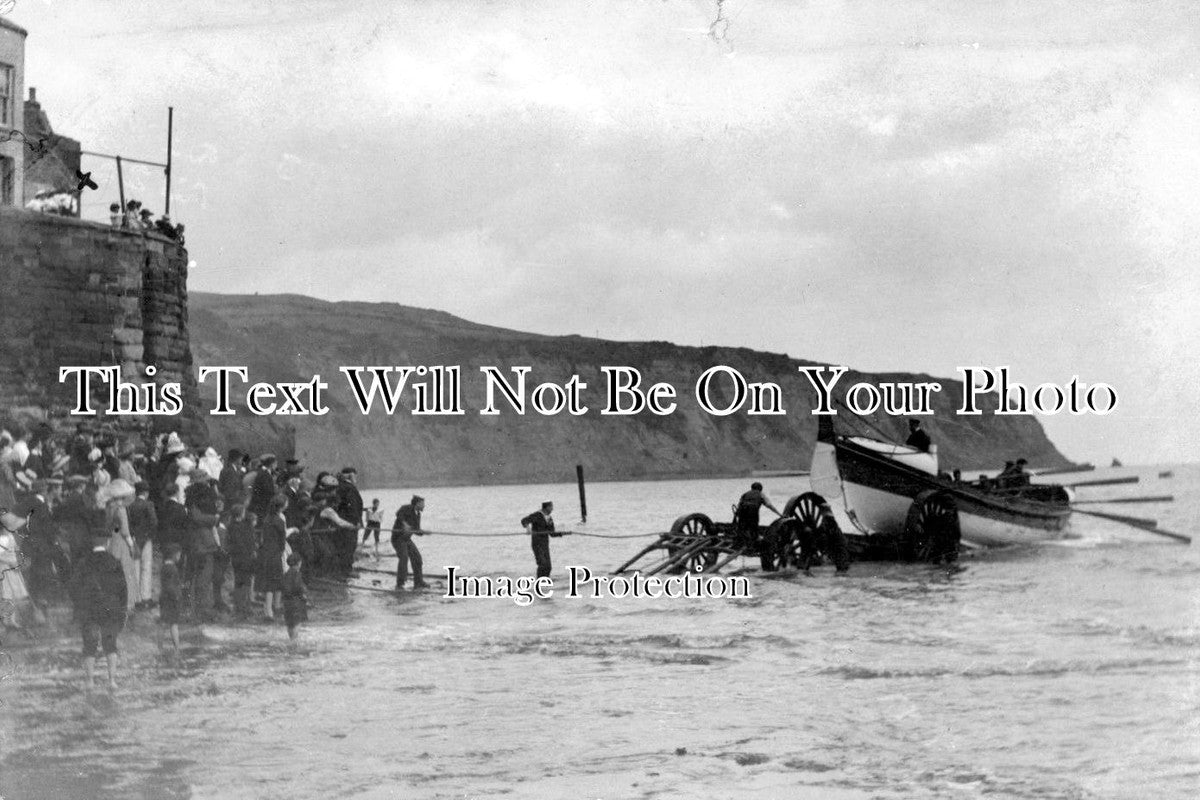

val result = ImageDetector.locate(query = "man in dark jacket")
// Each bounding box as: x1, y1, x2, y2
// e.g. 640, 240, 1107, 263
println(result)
905, 419, 932, 453
54, 475, 94, 567
392, 496, 426, 590
218, 448, 245, 510
521, 501, 560, 579
248, 454, 278, 521
335, 468, 364, 569
72, 532, 128, 692
226, 502, 258, 617
735, 482, 780, 549
19, 476, 71, 607
127, 482, 159, 609
185, 472, 224, 619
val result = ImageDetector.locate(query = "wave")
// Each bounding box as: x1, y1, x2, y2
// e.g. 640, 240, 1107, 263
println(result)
817, 656, 1189, 681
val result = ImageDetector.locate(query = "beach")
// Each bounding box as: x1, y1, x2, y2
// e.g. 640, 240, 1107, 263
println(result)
1, 466, 1196, 799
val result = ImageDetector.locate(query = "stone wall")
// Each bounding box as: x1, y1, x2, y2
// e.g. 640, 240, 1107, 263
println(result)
0, 206, 202, 436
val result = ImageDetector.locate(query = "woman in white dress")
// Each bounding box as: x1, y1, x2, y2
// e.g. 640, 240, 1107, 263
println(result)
0, 510, 34, 630
101, 479, 141, 610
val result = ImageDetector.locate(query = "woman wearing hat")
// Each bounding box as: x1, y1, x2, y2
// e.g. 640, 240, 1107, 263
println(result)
1, 508, 38, 630
101, 479, 142, 611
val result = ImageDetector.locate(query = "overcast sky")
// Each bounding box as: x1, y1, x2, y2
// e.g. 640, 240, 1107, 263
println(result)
15, 0, 1200, 464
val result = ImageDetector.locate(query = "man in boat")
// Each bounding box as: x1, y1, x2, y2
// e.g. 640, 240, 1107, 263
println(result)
392, 495, 428, 590
521, 501, 560, 579
905, 419, 932, 452
734, 482, 780, 550
1011, 458, 1031, 487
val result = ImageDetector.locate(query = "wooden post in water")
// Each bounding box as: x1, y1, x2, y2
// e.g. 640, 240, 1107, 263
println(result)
576, 464, 587, 523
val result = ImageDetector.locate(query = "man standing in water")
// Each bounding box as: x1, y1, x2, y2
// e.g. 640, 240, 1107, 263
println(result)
72, 531, 128, 692
522, 501, 561, 579
335, 468, 364, 571
392, 495, 427, 591
735, 482, 780, 550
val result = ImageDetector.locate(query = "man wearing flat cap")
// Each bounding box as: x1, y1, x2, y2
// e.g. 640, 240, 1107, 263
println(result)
521, 501, 561, 579
392, 496, 427, 590
71, 530, 127, 692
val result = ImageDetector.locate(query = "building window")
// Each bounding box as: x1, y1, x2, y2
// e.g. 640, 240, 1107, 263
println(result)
1, 156, 13, 205
0, 63, 12, 128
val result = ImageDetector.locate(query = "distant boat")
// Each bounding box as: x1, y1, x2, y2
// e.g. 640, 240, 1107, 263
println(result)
1112, 458, 1124, 467
1159, 470, 1174, 479
810, 416, 1071, 548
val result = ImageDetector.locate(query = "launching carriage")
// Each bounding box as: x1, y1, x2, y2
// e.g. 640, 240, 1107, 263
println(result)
613, 486, 962, 577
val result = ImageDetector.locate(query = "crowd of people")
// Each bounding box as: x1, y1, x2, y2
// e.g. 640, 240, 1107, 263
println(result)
0, 421, 406, 690
108, 198, 185, 242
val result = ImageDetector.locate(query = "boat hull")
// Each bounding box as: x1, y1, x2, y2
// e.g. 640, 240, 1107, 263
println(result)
811, 438, 1071, 547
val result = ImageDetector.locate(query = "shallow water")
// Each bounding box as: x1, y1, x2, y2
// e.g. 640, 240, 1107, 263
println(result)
1, 466, 1198, 799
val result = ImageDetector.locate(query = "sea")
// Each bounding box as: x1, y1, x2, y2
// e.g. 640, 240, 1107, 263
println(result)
1, 465, 1197, 799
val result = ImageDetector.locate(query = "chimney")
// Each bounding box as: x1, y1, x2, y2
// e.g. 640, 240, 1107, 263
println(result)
27, 87, 36, 103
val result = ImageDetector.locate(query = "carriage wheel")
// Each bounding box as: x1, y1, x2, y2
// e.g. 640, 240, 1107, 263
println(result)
668, 512, 718, 573
903, 490, 961, 563
780, 492, 826, 570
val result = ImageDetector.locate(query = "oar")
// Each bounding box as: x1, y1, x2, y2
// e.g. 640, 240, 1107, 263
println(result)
1065, 476, 1139, 489
1076, 509, 1159, 527
1073, 495, 1174, 505
1073, 508, 1191, 544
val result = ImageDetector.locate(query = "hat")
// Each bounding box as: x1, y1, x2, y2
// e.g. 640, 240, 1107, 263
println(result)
411, 495, 424, 505
260, 453, 277, 465
286, 553, 301, 566
340, 466, 357, 475
47, 476, 63, 488
0, 509, 26, 532
319, 474, 338, 488
541, 500, 553, 510
87, 447, 102, 463
165, 432, 186, 455
65, 474, 89, 488
908, 419, 921, 428
134, 481, 149, 494
176, 455, 196, 475
99, 479, 135, 504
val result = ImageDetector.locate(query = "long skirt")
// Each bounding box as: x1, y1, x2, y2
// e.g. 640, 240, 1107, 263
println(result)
107, 534, 142, 610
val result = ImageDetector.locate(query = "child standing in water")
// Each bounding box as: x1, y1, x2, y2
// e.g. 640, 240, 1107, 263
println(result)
158, 545, 183, 654
362, 498, 383, 560
281, 553, 308, 641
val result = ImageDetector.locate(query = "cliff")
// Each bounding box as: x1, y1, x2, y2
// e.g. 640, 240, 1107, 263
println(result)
189, 293, 1071, 486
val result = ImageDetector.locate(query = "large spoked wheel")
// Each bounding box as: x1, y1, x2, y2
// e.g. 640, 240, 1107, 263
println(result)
780, 492, 825, 571
667, 512, 718, 573
903, 490, 961, 564
779, 492, 850, 572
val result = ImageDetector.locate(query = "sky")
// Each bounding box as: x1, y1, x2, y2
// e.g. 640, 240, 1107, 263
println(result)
12, 0, 1200, 464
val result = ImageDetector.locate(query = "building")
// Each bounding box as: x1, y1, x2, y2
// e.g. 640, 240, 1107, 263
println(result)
0, 15, 26, 207
23, 86, 81, 208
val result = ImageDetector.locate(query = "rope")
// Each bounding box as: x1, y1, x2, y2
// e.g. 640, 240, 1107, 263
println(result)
349, 526, 661, 540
